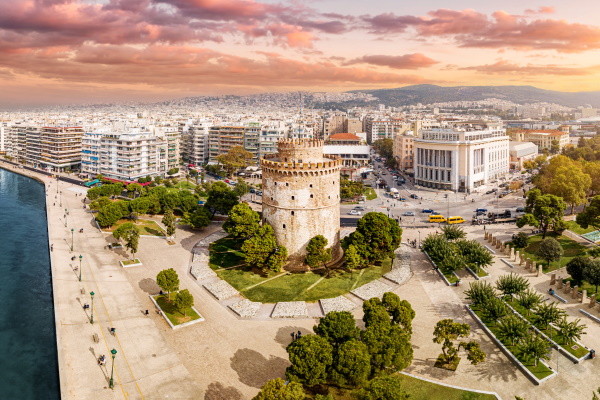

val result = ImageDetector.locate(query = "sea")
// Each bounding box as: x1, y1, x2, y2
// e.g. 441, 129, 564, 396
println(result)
0, 168, 60, 399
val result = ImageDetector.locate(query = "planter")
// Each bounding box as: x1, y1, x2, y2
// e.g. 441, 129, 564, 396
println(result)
120, 259, 143, 268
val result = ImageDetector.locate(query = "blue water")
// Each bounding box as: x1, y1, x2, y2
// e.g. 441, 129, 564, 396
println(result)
0, 168, 59, 399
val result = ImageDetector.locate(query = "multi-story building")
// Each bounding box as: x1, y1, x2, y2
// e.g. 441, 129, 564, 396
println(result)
181, 120, 210, 166
208, 124, 266, 163
509, 142, 538, 170
508, 129, 569, 152
323, 114, 346, 137
364, 118, 411, 143
414, 127, 509, 192
324, 133, 370, 179
393, 133, 414, 171
345, 118, 362, 134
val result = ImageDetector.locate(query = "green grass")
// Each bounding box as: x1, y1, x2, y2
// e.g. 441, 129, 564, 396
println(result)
507, 299, 589, 359
323, 373, 496, 400
472, 308, 554, 380
365, 187, 377, 200
122, 258, 141, 265
209, 237, 391, 303
103, 219, 166, 236
154, 294, 201, 326
174, 181, 196, 190
565, 220, 597, 235
563, 278, 600, 297
520, 233, 588, 272
442, 270, 459, 284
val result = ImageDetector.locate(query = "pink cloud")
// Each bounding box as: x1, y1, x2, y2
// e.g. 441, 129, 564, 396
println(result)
461, 60, 600, 76
345, 53, 438, 69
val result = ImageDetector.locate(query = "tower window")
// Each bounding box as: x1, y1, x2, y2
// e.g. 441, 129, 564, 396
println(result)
329, 196, 331, 199
283, 224, 286, 229
274, 182, 277, 185
291, 196, 295, 200
309, 184, 313, 188
286, 183, 289, 186
310, 194, 313, 198
291, 211, 295, 216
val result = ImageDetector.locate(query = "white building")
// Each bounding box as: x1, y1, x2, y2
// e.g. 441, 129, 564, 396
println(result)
181, 120, 210, 166
509, 142, 538, 170
414, 127, 509, 192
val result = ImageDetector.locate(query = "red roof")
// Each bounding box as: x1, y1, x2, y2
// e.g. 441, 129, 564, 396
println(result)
328, 132, 360, 141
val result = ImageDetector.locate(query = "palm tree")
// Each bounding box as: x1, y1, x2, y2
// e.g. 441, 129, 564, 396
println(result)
515, 334, 551, 367
497, 315, 529, 346
496, 274, 530, 300
482, 298, 509, 322
516, 290, 544, 316
533, 303, 566, 333
465, 281, 497, 309
555, 318, 587, 347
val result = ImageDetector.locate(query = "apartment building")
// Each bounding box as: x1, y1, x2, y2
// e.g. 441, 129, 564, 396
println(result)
181, 120, 210, 166
324, 132, 370, 179
208, 124, 269, 163
508, 129, 569, 151
393, 133, 414, 171
414, 127, 509, 192
364, 118, 411, 143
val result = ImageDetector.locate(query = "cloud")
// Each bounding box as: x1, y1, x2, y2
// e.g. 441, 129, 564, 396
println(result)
461, 60, 600, 76
525, 6, 555, 15
362, 8, 600, 52
345, 53, 438, 69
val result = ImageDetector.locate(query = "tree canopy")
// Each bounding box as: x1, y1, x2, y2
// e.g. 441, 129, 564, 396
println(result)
205, 181, 240, 217
242, 224, 288, 273
286, 335, 333, 387
305, 235, 332, 269
516, 189, 566, 238
174, 289, 194, 316
223, 203, 260, 240
252, 379, 306, 400
156, 268, 180, 300
343, 212, 401, 264
112, 222, 140, 258
216, 146, 253, 177
537, 237, 563, 268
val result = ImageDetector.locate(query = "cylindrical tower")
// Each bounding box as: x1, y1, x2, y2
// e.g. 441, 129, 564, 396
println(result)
261, 139, 342, 269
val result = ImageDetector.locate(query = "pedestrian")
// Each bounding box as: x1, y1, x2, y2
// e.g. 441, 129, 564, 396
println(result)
291, 332, 295, 340
145, 309, 149, 316
297, 330, 302, 339
110, 327, 116, 335
50, 244, 53, 252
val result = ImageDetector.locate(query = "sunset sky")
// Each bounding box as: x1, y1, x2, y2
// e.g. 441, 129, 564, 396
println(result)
1, 0, 600, 105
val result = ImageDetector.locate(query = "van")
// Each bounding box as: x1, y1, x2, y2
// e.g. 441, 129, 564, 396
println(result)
429, 215, 446, 223
447, 216, 465, 224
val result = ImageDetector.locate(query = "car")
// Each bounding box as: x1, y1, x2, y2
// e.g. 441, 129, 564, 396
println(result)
354, 206, 366, 211
410, 194, 419, 199
398, 197, 407, 201
249, 188, 256, 194
403, 211, 415, 216
485, 189, 497, 194
256, 191, 262, 196
348, 210, 362, 215
475, 208, 488, 213
516, 207, 525, 213
421, 209, 434, 213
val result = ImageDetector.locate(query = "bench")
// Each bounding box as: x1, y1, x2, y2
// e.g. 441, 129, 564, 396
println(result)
92, 333, 99, 343
580, 309, 600, 324
551, 293, 568, 303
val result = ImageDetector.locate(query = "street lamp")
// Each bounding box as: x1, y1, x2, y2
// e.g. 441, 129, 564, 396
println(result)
90, 291, 95, 324
64, 208, 68, 227
109, 348, 118, 389
418, 230, 421, 248
59, 191, 62, 207
78, 255, 82, 282
70, 228, 74, 251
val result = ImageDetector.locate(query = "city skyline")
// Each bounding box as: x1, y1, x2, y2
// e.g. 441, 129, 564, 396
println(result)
1, 0, 600, 105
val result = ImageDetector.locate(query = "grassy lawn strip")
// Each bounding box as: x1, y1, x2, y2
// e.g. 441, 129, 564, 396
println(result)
154, 294, 201, 326
519, 233, 588, 272
103, 219, 165, 236
565, 220, 597, 235
563, 278, 600, 298
122, 258, 141, 265
443, 271, 459, 284
506, 299, 589, 359
472, 308, 554, 380
364, 187, 377, 200
208, 237, 391, 302
322, 373, 496, 400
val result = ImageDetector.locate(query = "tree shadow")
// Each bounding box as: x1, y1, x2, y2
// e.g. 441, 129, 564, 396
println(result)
139, 278, 161, 295
275, 326, 310, 348
204, 382, 244, 400
229, 348, 289, 388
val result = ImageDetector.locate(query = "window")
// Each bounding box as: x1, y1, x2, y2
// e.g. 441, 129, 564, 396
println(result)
310, 194, 313, 198
291, 211, 294, 216
283, 224, 286, 229
291, 196, 295, 200
309, 184, 313, 188
286, 183, 289, 186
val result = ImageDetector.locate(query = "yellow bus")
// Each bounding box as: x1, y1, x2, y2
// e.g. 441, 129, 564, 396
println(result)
429, 215, 446, 223
447, 216, 466, 224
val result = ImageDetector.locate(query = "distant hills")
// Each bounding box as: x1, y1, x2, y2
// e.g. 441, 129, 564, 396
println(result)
351, 84, 600, 108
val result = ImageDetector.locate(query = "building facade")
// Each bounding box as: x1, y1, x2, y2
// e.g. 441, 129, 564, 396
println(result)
414, 128, 509, 192
509, 142, 538, 170
261, 139, 342, 269
508, 129, 569, 151
393, 133, 414, 171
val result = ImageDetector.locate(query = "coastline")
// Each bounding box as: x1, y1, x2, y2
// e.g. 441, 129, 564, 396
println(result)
0, 162, 65, 398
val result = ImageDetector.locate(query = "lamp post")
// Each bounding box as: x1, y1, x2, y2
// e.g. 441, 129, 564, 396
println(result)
64, 208, 68, 227
418, 230, 421, 248
90, 291, 95, 324
78, 255, 82, 282
109, 349, 118, 389
70, 228, 74, 251
59, 191, 62, 207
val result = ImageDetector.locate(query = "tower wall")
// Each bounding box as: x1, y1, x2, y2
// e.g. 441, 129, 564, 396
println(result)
261, 140, 341, 268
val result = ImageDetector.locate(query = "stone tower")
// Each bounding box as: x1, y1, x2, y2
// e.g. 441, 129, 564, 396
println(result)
261, 139, 342, 269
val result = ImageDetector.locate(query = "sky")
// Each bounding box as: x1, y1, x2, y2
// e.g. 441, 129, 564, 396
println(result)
1, 0, 600, 105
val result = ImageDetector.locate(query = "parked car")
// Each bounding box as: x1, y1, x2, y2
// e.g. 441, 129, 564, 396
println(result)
475, 208, 488, 214
410, 194, 419, 199
354, 206, 366, 211
348, 210, 362, 215
485, 189, 497, 194
398, 197, 407, 201
421, 209, 434, 213
403, 211, 415, 216
516, 207, 525, 213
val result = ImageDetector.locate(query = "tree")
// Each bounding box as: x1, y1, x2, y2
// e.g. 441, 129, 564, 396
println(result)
313, 311, 360, 347
496, 274, 530, 300
167, 167, 179, 176
567, 256, 593, 286
343, 212, 402, 264
535, 156, 590, 213
512, 232, 529, 249
516, 290, 544, 316
340, 178, 366, 200
516, 189, 565, 238
329, 339, 371, 388
174, 289, 194, 316
232, 178, 250, 198
185, 206, 212, 230
433, 319, 486, 365
286, 335, 333, 387
481, 297, 509, 322
161, 209, 176, 237
242, 224, 288, 273
223, 203, 260, 240
583, 162, 600, 196
96, 201, 128, 228
497, 315, 529, 346
89, 196, 112, 211
126, 183, 143, 198
382, 292, 415, 334
441, 225, 466, 240
216, 146, 253, 177
585, 260, 600, 294
305, 235, 332, 269
537, 237, 563, 268
555, 318, 586, 346
156, 268, 180, 301
344, 244, 364, 269
360, 323, 413, 374
252, 378, 306, 400
515, 334, 550, 367
112, 222, 140, 258
353, 375, 409, 400
205, 181, 239, 217
464, 281, 497, 308
577, 196, 600, 231
455, 239, 493, 273
533, 302, 566, 330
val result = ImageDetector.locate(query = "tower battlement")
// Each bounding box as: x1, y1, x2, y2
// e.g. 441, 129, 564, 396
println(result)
277, 138, 324, 150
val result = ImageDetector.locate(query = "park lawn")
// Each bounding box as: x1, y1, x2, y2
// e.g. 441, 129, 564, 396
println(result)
103, 219, 166, 236
154, 294, 201, 326
323, 373, 496, 400
364, 187, 377, 200
174, 181, 196, 190
122, 258, 141, 265
565, 279, 600, 297
520, 233, 587, 272
209, 237, 391, 302
442, 270, 459, 284
565, 221, 597, 235
472, 308, 554, 380
507, 299, 589, 359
